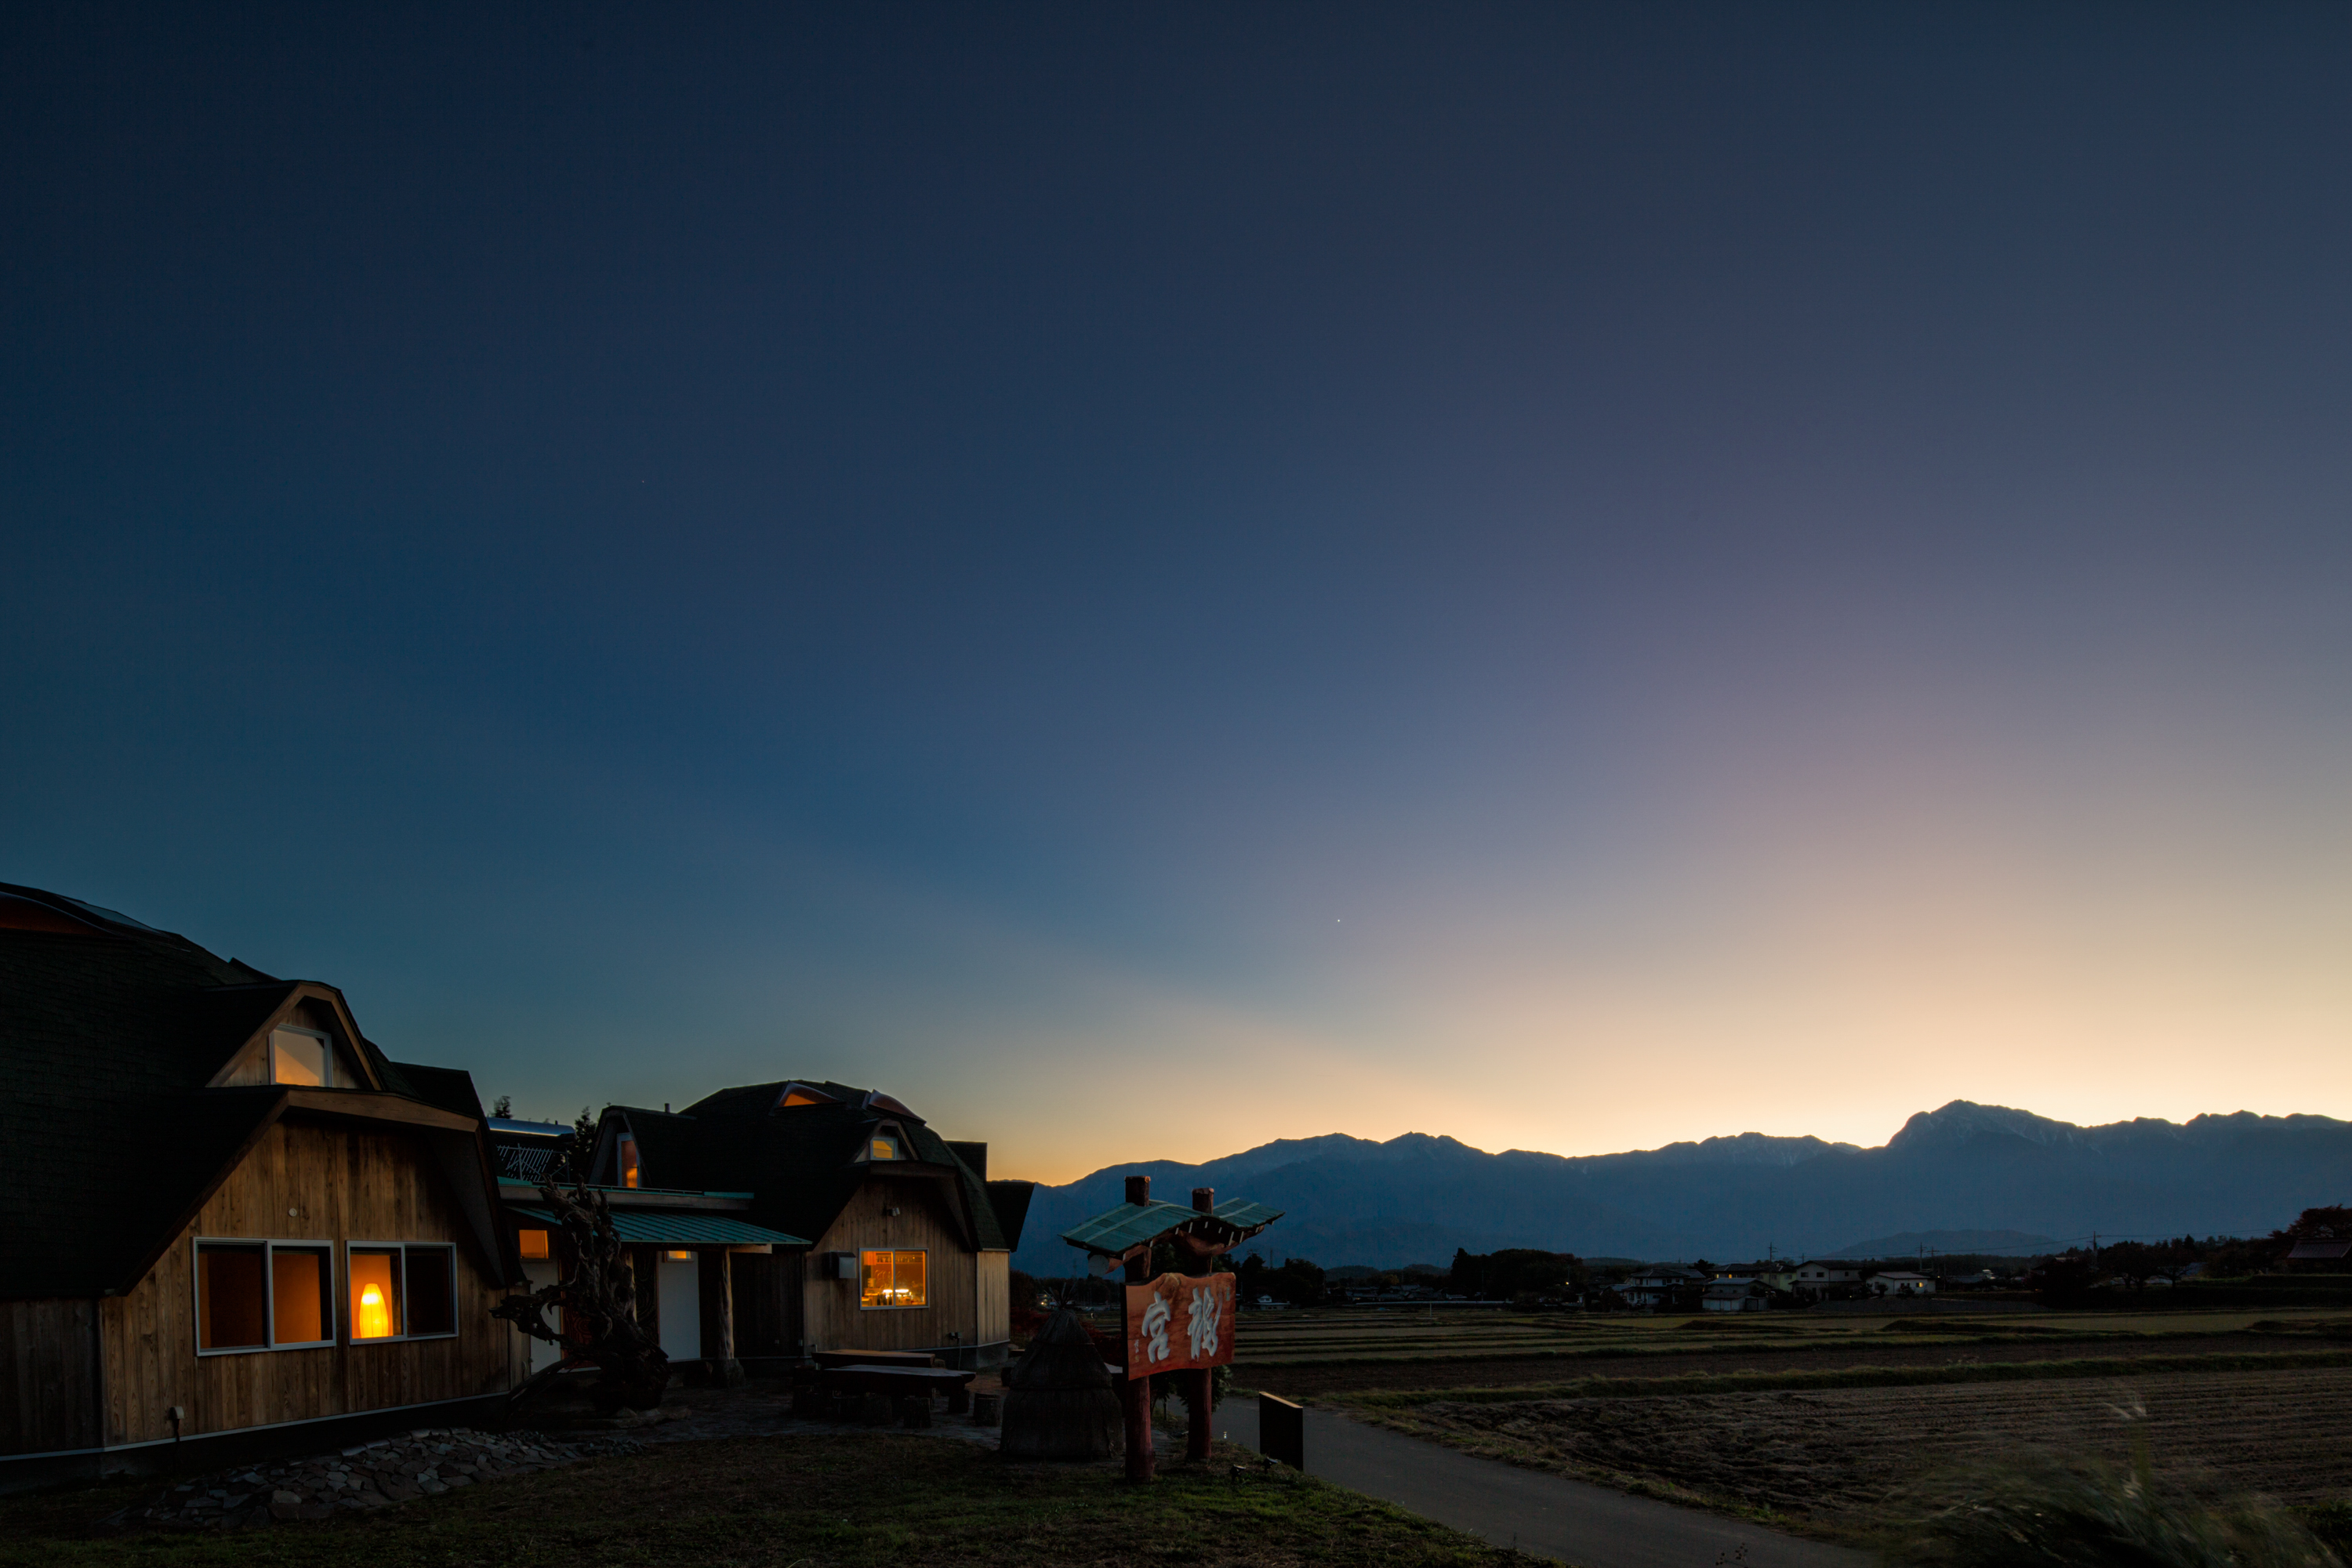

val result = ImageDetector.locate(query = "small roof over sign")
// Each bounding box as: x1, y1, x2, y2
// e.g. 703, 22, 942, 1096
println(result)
1061, 1196, 1284, 1260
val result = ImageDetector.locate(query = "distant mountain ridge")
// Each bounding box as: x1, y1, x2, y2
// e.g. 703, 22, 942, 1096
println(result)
1831, 1229, 2060, 1258
1008, 1101, 2352, 1275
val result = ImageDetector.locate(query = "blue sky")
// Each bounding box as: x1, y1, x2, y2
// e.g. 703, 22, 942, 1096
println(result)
6, 5, 2350, 1181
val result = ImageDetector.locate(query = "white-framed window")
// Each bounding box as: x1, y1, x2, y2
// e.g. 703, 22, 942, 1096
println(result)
347, 1242, 459, 1341
216, 1024, 363, 1089
866, 1123, 903, 1161
191, 1237, 336, 1354
270, 1025, 333, 1086
859, 1248, 927, 1308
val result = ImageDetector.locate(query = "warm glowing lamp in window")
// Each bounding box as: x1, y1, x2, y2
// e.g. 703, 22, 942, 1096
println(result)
619, 1136, 641, 1189
349, 1250, 401, 1339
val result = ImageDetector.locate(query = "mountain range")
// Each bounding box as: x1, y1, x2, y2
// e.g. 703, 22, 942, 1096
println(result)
1008, 1101, 2352, 1274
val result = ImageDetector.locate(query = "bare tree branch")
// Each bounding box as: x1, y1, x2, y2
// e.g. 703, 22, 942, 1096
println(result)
492, 1178, 671, 1414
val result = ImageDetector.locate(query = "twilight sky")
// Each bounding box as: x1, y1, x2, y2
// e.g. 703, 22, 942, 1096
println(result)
5, 5, 2350, 1185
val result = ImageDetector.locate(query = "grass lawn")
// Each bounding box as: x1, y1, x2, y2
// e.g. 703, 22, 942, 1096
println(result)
0, 1433, 1533, 1568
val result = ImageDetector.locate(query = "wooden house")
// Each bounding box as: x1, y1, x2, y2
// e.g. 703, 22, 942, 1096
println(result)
580, 1081, 1035, 1367
484, 1115, 808, 1385
0, 884, 522, 1490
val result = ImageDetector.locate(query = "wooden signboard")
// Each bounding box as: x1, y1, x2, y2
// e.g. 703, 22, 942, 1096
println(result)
1122, 1271, 1235, 1379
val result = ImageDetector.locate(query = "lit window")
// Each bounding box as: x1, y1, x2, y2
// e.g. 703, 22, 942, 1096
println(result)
217, 1025, 358, 1089
517, 1229, 550, 1260
664, 1249, 693, 1262
348, 1243, 458, 1341
619, 1137, 641, 1188
350, 1250, 404, 1339
869, 1136, 899, 1161
271, 1029, 327, 1085
196, 1240, 334, 1352
860, 1249, 927, 1308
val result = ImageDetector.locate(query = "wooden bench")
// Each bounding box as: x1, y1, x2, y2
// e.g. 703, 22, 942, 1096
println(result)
818, 1362, 978, 1414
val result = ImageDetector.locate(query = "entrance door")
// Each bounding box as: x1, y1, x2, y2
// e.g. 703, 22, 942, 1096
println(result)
521, 1259, 565, 1374
656, 1253, 702, 1362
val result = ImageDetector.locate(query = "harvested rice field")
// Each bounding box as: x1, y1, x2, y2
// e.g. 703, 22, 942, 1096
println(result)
1228, 1305, 2352, 1396
1356, 1363, 2352, 1541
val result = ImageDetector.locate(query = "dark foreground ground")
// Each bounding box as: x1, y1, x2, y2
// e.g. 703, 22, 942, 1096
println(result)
0, 1432, 1541, 1568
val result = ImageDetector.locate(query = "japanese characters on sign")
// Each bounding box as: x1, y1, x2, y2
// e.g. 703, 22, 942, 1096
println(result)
1122, 1271, 1235, 1378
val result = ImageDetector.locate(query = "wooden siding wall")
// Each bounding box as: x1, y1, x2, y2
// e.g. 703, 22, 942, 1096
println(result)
0, 1300, 103, 1457
802, 1176, 981, 1354
976, 1251, 1009, 1346
96, 1118, 521, 1448
730, 1252, 802, 1356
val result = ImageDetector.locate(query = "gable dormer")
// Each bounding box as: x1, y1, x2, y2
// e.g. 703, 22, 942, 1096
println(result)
862, 1120, 908, 1163
588, 1111, 645, 1188
207, 987, 378, 1091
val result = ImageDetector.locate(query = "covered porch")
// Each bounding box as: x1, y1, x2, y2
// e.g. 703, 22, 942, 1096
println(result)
502, 1181, 807, 1383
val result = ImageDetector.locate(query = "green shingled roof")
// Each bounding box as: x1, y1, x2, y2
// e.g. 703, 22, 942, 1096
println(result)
1061, 1196, 1283, 1258
511, 1208, 806, 1247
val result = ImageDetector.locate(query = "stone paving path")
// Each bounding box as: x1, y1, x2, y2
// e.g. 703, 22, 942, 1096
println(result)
106, 1427, 643, 1530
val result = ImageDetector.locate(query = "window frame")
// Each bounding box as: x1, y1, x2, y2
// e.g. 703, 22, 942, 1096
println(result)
858, 1247, 930, 1311
267, 1024, 358, 1088
189, 1235, 339, 1356
343, 1240, 462, 1345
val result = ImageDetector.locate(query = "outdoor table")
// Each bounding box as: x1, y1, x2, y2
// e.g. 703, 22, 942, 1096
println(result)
813, 1348, 938, 1370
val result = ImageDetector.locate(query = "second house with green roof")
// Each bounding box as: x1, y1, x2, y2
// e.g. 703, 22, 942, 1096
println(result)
494, 1080, 1033, 1374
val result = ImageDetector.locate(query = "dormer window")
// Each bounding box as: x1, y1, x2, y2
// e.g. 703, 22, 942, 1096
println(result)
216, 1024, 362, 1090
869, 1135, 900, 1161
619, 1136, 641, 1189
270, 1027, 332, 1087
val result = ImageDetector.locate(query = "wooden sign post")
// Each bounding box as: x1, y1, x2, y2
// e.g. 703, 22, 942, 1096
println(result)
1120, 1218, 1155, 1483
1124, 1244, 1235, 1462
1067, 1174, 1283, 1483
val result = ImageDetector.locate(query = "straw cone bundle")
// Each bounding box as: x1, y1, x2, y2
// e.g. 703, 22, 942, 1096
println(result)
1000, 1306, 1122, 1460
